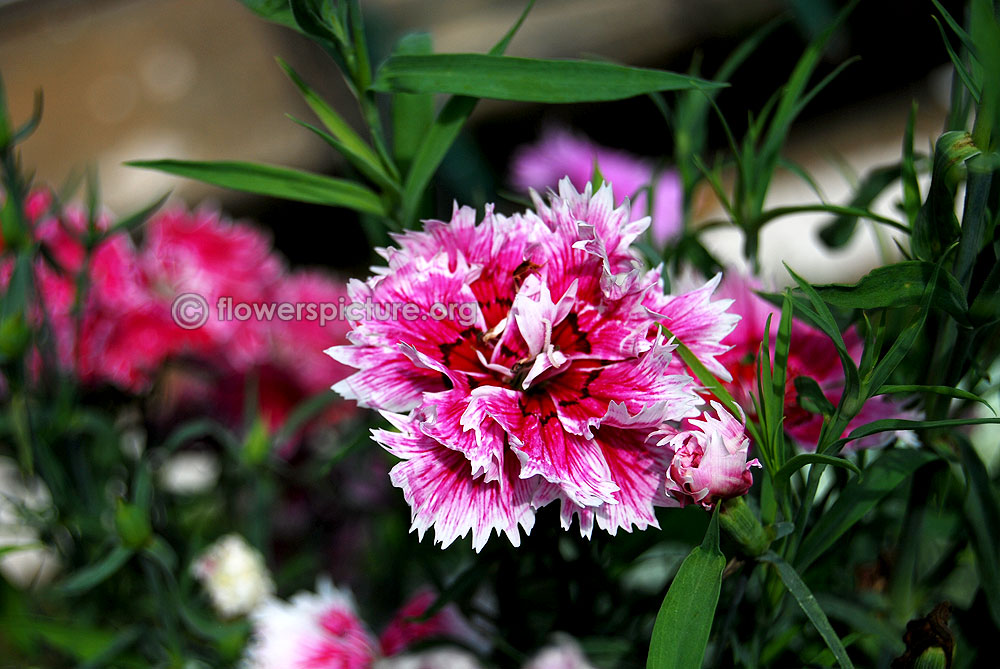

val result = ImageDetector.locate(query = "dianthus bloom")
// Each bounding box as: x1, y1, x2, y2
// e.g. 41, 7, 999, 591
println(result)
656, 402, 759, 509
714, 273, 921, 450
244, 580, 378, 669
191, 534, 275, 618
329, 180, 738, 550
243, 582, 479, 668
510, 127, 683, 246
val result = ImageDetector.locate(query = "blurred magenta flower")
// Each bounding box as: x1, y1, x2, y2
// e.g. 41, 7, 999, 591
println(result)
244, 579, 378, 668
140, 204, 284, 370
510, 127, 682, 246
329, 179, 737, 550
657, 401, 759, 509
244, 582, 481, 668
378, 588, 485, 657
713, 272, 921, 450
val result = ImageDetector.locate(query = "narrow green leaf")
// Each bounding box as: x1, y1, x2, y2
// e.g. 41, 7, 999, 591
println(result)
760, 552, 854, 668
794, 375, 836, 416
957, 436, 1000, 627
862, 263, 938, 395
662, 326, 746, 432
647, 510, 725, 669
796, 449, 939, 570
759, 204, 907, 234
833, 417, 1000, 450
876, 384, 995, 414
809, 261, 968, 324
235, 0, 299, 30
57, 545, 134, 596
126, 160, 386, 215
373, 54, 723, 103
932, 17, 982, 103
276, 58, 384, 172
819, 163, 904, 248
901, 102, 921, 226
391, 33, 435, 170
785, 264, 861, 404
104, 192, 170, 238
399, 0, 536, 225
773, 453, 861, 489
287, 114, 399, 193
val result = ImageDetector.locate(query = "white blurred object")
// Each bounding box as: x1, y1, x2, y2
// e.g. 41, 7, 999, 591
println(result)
158, 450, 220, 495
191, 533, 274, 618
375, 648, 484, 669
523, 635, 597, 669
0, 455, 61, 588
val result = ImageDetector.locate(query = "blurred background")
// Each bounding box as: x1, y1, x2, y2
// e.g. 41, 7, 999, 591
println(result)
0, 0, 965, 281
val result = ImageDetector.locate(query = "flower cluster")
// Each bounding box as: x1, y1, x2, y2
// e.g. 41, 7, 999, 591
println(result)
2, 191, 356, 449
510, 127, 683, 246
330, 180, 747, 550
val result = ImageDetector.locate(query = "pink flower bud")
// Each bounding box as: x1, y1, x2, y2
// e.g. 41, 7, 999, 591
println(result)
658, 402, 760, 509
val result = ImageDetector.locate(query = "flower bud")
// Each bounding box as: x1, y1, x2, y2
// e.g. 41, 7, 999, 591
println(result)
659, 401, 760, 509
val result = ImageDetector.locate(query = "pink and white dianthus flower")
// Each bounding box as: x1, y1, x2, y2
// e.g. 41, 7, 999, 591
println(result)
328, 179, 738, 550
510, 127, 683, 246
713, 272, 921, 451
244, 579, 379, 669
656, 401, 759, 509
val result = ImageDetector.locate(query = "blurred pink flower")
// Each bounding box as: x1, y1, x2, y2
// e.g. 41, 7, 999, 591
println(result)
657, 401, 759, 509
713, 272, 921, 451
510, 127, 682, 246
244, 579, 379, 669
329, 179, 737, 550
140, 205, 284, 370
378, 589, 484, 657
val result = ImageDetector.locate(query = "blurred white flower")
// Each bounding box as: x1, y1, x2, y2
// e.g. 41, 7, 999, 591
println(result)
191, 533, 274, 618
0, 456, 61, 588
158, 450, 220, 495
523, 635, 597, 669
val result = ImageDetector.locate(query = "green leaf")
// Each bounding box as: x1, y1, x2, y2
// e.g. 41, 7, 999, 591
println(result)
57, 545, 134, 596
796, 449, 940, 570
104, 191, 170, 238
399, 0, 536, 226
876, 384, 995, 414
662, 326, 749, 437
647, 510, 725, 669
391, 33, 435, 171
794, 375, 836, 416
286, 114, 399, 193
901, 102, 922, 226
912, 131, 980, 261
235, 0, 299, 31
785, 264, 861, 407
833, 416, 1000, 451
957, 436, 1000, 627
760, 552, 854, 668
773, 453, 861, 490
276, 59, 387, 175
808, 262, 968, 324
125, 160, 386, 215
818, 163, 904, 248
372, 54, 723, 103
